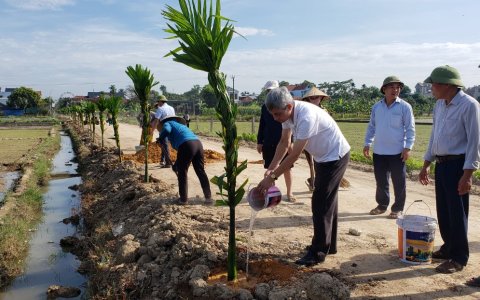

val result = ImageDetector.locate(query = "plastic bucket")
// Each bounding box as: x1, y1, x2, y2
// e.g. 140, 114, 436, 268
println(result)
396, 201, 437, 264
247, 185, 282, 211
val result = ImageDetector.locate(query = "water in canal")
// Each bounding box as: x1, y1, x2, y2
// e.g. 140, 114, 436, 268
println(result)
0, 133, 86, 299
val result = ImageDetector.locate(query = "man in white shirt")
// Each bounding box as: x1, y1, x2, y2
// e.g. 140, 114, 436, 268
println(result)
257, 87, 350, 266
151, 95, 176, 167
364, 76, 415, 219
419, 65, 480, 274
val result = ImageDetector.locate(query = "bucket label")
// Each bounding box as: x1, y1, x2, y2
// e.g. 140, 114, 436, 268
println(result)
404, 230, 434, 263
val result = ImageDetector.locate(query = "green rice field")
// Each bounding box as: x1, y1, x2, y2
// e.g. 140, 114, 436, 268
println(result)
0, 129, 51, 165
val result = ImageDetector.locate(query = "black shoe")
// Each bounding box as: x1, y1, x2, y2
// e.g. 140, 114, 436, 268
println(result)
176, 198, 187, 205
432, 249, 450, 260
295, 250, 325, 266
161, 164, 172, 169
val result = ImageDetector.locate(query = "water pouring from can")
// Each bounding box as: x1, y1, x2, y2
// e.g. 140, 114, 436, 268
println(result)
247, 185, 282, 211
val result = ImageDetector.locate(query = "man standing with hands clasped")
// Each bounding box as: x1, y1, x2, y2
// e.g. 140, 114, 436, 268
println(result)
364, 76, 415, 219
419, 65, 480, 274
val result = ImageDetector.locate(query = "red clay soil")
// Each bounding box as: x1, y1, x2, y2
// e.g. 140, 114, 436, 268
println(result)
208, 259, 300, 291
122, 144, 225, 165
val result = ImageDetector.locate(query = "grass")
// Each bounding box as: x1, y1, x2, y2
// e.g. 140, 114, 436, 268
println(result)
0, 130, 59, 288
0, 116, 59, 125
0, 129, 52, 165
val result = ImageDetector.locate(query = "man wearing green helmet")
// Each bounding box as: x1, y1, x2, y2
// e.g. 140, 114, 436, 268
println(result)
364, 76, 415, 219
419, 65, 480, 274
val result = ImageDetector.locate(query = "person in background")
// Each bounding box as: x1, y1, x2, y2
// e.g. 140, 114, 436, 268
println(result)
364, 76, 415, 219
257, 87, 350, 266
419, 65, 480, 274
301, 86, 331, 191
151, 95, 175, 168
157, 114, 212, 205
257, 80, 296, 202
183, 111, 191, 128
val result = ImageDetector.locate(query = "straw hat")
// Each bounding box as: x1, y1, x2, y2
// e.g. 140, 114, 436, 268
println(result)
159, 114, 187, 125
263, 80, 279, 91
424, 65, 464, 87
302, 86, 330, 100
158, 95, 168, 102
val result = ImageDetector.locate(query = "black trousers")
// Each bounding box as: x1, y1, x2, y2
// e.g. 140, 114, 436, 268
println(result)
160, 136, 172, 165
435, 157, 469, 266
373, 153, 406, 212
311, 151, 350, 255
175, 140, 211, 202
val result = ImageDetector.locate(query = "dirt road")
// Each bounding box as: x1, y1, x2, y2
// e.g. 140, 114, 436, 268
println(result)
102, 123, 480, 299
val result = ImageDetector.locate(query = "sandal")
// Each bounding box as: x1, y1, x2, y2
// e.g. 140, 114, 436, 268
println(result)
466, 277, 480, 287
388, 211, 402, 219
435, 259, 464, 274
305, 178, 314, 192
286, 195, 297, 203
369, 206, 386, 215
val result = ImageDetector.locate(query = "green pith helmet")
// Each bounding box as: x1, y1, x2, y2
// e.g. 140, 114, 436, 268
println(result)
158, 95, 168, 102
424, 65, 464, 87
381, 76, 404, 94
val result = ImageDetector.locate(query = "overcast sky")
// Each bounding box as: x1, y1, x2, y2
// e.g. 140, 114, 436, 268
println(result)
0, 0, 479, 99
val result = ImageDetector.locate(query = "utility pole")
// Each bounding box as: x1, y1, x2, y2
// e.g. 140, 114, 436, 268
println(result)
231, 75, 235, 102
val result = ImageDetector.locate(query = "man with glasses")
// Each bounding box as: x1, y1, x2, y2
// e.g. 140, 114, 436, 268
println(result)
419, 66, 480, 274
257, 87, 350, 266
364, 76, 415, 219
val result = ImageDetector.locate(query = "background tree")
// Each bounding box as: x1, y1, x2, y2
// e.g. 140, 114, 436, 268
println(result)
200, 84, 217, 107
85, 102, 97, 141
279, 80, 289, 87
7, 87, 41, 112
126, 64, 159, 182
163, 0, 248, 281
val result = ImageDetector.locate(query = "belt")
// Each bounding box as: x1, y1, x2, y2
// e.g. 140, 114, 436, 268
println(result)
435, 154, 465, 164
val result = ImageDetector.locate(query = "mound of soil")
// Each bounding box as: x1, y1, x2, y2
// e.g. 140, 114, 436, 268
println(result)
70, 126, 351, 300
122, 144, 225, 165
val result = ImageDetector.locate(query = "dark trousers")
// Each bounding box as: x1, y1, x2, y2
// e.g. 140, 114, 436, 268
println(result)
435, 157, 469, 266
311, 152, 350, 255
373, 153, 406, 212
160, 137, 172, 165
175, 140, 211, 202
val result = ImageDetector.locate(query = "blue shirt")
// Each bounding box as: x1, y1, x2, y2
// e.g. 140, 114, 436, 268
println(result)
364, 97, 415, 155
424, 90, 480, 170
159, 120, 198, 150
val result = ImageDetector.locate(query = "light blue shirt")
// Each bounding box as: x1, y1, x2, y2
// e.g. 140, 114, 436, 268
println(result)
424, 90, 480, 170
364, 97, 415, 155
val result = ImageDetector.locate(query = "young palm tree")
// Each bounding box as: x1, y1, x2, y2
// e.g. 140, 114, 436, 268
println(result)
96, 95, 109, 148
85, 101, 96, 142
163, 0, 247, 281
106, 95, 123, 162
125, 64, 159, 183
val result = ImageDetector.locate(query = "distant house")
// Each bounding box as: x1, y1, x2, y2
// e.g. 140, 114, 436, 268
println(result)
226, 87, 239, 102
415, 83, 432, 96
286, 83, 311, 99
465, 85, 480, 100
238, 94, 257, 105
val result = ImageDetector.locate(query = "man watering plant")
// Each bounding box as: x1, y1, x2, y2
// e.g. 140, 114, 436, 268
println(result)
257, 87, 350, 266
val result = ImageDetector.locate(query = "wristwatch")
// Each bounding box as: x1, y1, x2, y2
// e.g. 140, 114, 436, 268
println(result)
269, 173, 278, 181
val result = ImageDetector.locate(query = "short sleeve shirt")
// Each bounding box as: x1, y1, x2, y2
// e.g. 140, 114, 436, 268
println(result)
282, 100, 350, 162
